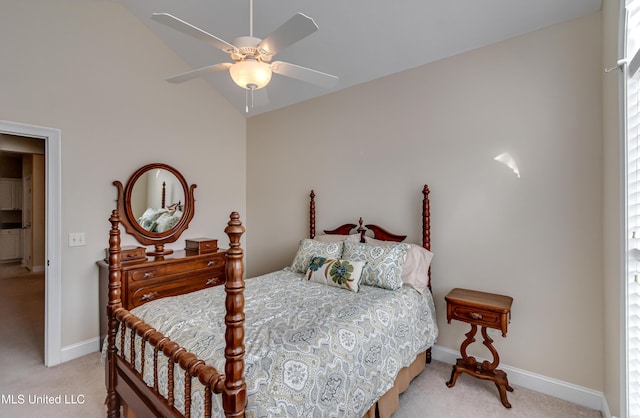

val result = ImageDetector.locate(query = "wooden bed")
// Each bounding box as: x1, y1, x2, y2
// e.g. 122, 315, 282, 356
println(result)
105, 185, 433, 418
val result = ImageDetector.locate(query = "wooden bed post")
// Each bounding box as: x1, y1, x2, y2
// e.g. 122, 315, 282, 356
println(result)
106, 209, 123, 418
223, 212, 247, 417
422, 185, 431, 284
309, 190, 316, 239
422, 185, 433, 364
161, 181, 166, 209
422, 185, 431, 252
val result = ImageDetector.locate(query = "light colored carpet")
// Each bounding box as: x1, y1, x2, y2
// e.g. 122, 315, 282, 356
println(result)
0, 264, 105, 418
0, 264, 602, 417
394, 360, 601, 418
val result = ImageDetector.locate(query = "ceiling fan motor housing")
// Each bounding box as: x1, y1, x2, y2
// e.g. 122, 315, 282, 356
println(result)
231, 36, 272, 62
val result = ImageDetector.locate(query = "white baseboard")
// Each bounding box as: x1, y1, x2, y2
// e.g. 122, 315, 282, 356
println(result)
431, 345, 611, 417
60, 337, 100, 364
31, 264, 45, 273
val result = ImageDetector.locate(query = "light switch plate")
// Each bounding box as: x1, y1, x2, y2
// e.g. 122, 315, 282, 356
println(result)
69, 232, 86, 247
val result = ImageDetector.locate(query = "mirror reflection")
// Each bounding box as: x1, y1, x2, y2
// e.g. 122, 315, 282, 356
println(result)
131, 169, 185, 233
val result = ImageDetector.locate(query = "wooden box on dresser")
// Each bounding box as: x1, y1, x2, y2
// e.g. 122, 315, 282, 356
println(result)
97, 249, 226, 344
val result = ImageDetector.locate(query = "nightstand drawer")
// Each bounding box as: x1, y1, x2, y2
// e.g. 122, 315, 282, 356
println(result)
449, 305, 501, 329
445, 288, 513, 336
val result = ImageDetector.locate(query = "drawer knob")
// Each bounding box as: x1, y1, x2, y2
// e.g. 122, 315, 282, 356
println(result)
468, 312, 483, 320
143, 272, 154, 279
207, 261, 217, 266
141, 292, 158, 301
206, 278, 217, 285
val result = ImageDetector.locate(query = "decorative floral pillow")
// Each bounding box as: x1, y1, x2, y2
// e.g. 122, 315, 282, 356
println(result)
304, 257, 365, 292
342, 240, 411, 290
289, 239, 344, 273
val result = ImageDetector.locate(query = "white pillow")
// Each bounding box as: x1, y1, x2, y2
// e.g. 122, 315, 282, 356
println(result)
364, 236, 433, 293
154, 212, 180, 233
137, 207, 166, 224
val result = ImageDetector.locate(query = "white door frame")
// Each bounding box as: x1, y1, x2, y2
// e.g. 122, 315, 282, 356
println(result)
0, 120, 61, 367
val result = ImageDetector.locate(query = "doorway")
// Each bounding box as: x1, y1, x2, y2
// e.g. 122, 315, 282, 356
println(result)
0, 120, 61, 367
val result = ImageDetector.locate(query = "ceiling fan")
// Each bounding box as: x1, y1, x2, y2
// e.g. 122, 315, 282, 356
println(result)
151, 0, 338, 110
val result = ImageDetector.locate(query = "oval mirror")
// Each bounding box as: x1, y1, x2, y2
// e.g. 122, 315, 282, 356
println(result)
130, 169, 185, 232
114, 163, 196, 256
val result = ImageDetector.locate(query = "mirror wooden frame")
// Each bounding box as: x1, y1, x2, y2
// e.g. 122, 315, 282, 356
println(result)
114, 163, 196, 256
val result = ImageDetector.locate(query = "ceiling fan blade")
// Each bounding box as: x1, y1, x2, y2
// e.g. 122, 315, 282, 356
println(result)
258, 13, 318, 56
271, 61, 338, 89
166, 63, 232, 84
151, 13, 237, 53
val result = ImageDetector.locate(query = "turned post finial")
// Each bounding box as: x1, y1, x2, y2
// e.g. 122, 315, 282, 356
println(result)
357, 217, 365, 242
107, 209, 122, 308
225, 211, 245, 249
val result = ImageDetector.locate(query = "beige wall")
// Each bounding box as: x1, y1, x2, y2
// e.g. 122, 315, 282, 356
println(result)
248, 13, 604, 391
602, 0, 624, 416
0, 0, 246, 347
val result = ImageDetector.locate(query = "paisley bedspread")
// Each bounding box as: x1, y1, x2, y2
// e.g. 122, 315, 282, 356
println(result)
114, 269, 439, 417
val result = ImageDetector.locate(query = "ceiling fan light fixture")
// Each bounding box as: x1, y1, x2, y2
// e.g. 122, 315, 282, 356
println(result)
229, 59, 272, 90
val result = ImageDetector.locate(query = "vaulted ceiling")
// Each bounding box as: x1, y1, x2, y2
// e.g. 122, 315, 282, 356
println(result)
115, 0, 601, 117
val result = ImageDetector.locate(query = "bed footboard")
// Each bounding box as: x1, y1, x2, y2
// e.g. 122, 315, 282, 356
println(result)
105, 210, 246, 418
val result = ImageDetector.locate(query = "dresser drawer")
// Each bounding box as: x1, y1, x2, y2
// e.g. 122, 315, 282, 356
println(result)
128, 253, 224, 281
130, 273, 225, 308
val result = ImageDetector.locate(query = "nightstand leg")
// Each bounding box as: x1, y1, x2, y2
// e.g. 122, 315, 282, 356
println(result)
445, 324, 513, 408
446, 324, 478, 388
495, 370, 513, 408
460, 323, 478, 363
446, 364, 462, 388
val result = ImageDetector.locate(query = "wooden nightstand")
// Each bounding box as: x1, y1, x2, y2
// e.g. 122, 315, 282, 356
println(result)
445, 288, 514, 408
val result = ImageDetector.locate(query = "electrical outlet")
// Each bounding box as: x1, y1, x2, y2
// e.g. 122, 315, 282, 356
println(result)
68, 232, 86, 247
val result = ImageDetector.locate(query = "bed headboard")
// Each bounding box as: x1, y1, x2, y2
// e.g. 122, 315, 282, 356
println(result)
308, 185, 432, 289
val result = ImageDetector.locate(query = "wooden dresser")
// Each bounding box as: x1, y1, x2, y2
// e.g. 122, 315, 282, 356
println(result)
97, 249, 226, 343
